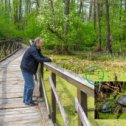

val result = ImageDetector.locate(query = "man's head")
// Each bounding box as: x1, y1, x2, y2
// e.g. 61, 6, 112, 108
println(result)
34, 37, 44, 49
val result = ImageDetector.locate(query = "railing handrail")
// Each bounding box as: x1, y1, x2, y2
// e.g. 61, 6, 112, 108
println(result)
29, 40, 92, 126
49, 75, 69, 126
75, 97, 90, 126
0, 40, 22, 62
44, 62, 94, 96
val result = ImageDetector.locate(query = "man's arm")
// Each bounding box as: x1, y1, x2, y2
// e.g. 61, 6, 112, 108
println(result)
31, 49, 51, 63
38, 49, 48, 58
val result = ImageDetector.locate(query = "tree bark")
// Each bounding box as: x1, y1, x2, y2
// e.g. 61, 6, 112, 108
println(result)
105, 0, 112, 53
36, 0, 40, 7
96, 0, 102, 51
125, 0, 126, 9
19, 0, 22, 21
93, 0, 97, 30
64, 0, 70, 39
13, 0, 19, 24
79, 0, 83, 15
26, 0, 31, 14
63, 0, 70, 53
49, 0, 55, 13
89, 0, 93, 20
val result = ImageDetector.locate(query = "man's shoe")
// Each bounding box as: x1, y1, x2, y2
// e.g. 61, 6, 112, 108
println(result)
25, 101, 38, 106
32, 100, 38, 103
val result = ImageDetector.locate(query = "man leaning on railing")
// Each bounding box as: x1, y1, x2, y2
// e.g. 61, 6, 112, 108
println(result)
20, 37, 52, 106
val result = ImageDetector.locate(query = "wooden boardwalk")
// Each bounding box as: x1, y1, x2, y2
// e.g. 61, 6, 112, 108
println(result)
0, 48, 53, 126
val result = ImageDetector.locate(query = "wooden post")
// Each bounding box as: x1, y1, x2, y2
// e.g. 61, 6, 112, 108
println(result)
13, 42, 15, 52
77, 89, 87, 126
51, 72, 56, 123
39, 63, 44, 97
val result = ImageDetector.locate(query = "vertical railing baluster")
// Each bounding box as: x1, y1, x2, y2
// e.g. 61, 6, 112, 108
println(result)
39, 63, 44, 98
77, 89, 87, 126
51, 72, 56, 123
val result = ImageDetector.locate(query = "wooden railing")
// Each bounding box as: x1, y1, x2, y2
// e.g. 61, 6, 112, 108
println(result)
37, 62, 94, 126
0, 39, 22, 61
29, 41, 94, 126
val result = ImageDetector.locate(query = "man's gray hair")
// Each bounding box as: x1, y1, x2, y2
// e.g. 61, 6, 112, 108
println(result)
34, 37, 44, 44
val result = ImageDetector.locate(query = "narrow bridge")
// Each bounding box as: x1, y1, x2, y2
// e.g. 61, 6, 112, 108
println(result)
0, 40, 94, 126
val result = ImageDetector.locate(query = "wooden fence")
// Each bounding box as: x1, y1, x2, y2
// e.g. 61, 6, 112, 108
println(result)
0, 39, 22, 61
29, 41, 94, 126
37, 62, 94, 126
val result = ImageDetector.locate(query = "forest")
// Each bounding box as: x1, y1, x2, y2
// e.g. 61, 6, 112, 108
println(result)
0, 0, 126, 54
0, 0, 126, 126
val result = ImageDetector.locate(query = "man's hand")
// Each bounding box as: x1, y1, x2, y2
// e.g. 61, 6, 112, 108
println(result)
50, 58, 53, 61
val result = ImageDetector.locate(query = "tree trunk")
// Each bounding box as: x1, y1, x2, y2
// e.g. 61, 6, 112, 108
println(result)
8, 0, 11, 16
105, 0, 112, 53
89, 0, 93, 20
93, 0, 97, 30
96, 0, 102, 51
5, 0, 9, 15
36, 0, 40, 7
79, 0, 83, 15
19, 0, 22, 21
119, 0, 123, 42
125, 0, 126, 9
13, 0, 19, 24
26, 0, 31, 14
49, 0, 55, 13
64, 0, 70, 44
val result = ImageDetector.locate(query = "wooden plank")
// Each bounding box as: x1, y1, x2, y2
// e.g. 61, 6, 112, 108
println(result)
0, 92, 23, 99
39, 78, 50, 117
0, 107, 39, 115
0, 91, 23, 94
38, 100, 54, 126
1, 118, 41, 126
77, 89, 87, 116
0, 86, 23, 91
0, 102, 30, 109
44, 63, 94, 96
51, 73, 56, 123
3, 122, 41, 126
0, 97, 37, 105
49, 75, 69, 126
0, 98, 24, 104
77, 89, 87, 126
0, 46, 21, 62
0, 47, 55, 126
0, 113, 40, 122
75, 97, 90, 126
0, 80, 22, 84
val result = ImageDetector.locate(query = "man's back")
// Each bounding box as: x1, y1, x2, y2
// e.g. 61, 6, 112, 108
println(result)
20, 44, 51, 74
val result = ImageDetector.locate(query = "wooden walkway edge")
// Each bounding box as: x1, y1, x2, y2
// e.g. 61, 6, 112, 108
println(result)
0, 48, 54, 126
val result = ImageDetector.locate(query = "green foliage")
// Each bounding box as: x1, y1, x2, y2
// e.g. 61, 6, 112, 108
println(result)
23, 13, 42, 39
0, 0, 126, 53
0, 14, 19, 39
